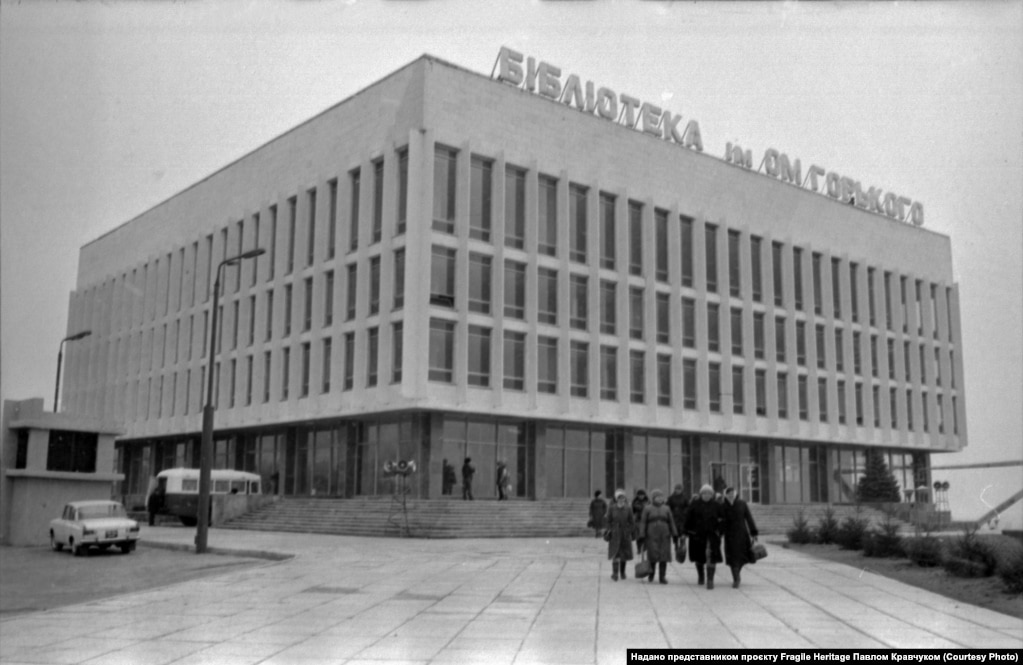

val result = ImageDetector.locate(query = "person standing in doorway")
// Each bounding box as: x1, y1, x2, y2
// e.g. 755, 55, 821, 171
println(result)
147, 483, 165, 526
496, 460, 510, 500
461, 457, 475, 500
722, 486, 759, 588
605, 489, 635, 581
685, 484, 724, 589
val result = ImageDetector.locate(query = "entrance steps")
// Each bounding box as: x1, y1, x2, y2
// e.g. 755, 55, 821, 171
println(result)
222, 498, 914, 539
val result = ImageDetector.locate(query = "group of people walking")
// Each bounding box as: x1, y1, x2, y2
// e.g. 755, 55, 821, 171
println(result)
589, 484, 759, 589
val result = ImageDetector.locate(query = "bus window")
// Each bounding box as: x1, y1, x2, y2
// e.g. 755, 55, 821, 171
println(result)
214, 480, 229, 493
182, 479, 198, 492
249, 481, 260, 495
230, 480, 246, 494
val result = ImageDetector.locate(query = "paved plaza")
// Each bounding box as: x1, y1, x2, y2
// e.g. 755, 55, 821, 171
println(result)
1, 526, 1020, 664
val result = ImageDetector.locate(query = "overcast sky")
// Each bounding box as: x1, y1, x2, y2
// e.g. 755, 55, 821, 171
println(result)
2, 1, 1020, 479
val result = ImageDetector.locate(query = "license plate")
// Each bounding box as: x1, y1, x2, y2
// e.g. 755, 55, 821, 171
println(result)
105, 530, 118, 538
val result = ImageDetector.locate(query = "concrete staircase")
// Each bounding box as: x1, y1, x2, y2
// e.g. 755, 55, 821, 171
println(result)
221, 497, 913, 539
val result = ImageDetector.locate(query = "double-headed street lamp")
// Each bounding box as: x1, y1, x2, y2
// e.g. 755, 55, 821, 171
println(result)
54, 330, 92, 412
196, 247, 265, 554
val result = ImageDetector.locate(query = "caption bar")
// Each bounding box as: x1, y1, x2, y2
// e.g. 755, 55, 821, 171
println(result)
627, 651, 1020, 664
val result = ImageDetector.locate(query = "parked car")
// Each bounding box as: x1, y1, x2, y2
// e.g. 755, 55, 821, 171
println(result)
50, 500, 140, 556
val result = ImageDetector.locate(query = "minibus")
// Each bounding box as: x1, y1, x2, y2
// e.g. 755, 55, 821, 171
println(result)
152, 468, 262, 526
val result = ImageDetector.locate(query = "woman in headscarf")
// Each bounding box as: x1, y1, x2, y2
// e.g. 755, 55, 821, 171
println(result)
588, 490, 607, 538
721, 486, 759, 588
605, 489, 635, 581
631, 489, 649, 553
639, 489, 678, 584
684, 484, 724, 589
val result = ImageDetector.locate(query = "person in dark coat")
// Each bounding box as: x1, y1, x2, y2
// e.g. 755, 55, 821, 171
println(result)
640, 489, 678, 584
666, 484, 689, 551
631, 489, 649, 553
588, 490, 607, 537
684, 483, 724, 589
496, 460, 510, 500
442, 459, 457, 495
721, 486, 759, 588
605, 489, 635, 581
146, 484, 165, 526
461, 457, 475, 500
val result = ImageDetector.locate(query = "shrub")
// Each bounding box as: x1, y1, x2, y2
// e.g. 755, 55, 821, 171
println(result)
862, 516, 904, 558
943, 556, 989, 578
942, 527, 997, 578
998, 550, 1023, 594
787, 510, 815, 545
904, 536, 943, 567
815, 507, 840, 545
835, 514, 870, 550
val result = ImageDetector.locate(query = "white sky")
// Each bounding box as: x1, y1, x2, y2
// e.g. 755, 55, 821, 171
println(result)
2, 1, 1021, 480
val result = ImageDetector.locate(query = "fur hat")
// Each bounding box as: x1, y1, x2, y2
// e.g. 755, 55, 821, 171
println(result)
699, 484, 714, 495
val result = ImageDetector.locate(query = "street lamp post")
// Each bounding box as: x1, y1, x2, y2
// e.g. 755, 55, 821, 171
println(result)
54, 330, 92, 412
196, 248, 265, 554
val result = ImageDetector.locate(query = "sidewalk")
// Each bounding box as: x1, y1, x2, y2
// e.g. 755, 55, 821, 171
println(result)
1, 525, 1020, 664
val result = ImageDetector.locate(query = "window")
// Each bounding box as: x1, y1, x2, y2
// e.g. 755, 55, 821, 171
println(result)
346, 264, 358, 320
570, 341, 589, 397
467, 325, 491, 387
873, 386, 881, 427
391, 322, 403, 383
904, 341, 912, 382
900, 277, 909, 333
772, 242, 784, 307
682, 298, 696, 348
655, 209, 668, 282
393, 249, 405, 310
303, 278, 313, 332
322, 338, 332, 393
600, 192, 616, 270
830, 258, 841, 318
732, 365, 744, 414
753, 313, 765, 360
708, 362, 721, 412
538, 267, 558, 325
850, 263, 859, 322
300, 342, 311, 397
324, 271, 334, 327
798, 375, 809, 420
793, 247, 804, 311
246, 355, 254, 405
368, 257, 380, 316
569, 184, 588, 263
349, 169, 360, 251
469, 253, 492, 314
922, 392, 929, 431
263, 351, 272, 402
728, 230, 741, 298
630, 288, 644, 340
281, 347, 290, 400
433, 147, 457, 233
307, 188, 317, 266
504, 260, 526, 319
46, 431, 98, 473
630, 350, 645, 404
731, 308, 743, 355
777, 372, 788, 419
505, 166, 526, 249
656, 293, 670, 344
855, 383, 864, 425
775, 316, 786, 362
600, 281, 616, 334
935, 348, 942, 386
837, 380, 847, 424
396, 149, 408, 235
537, 336, 558, 394
470, 157, 492, 242
367, 327, 379, 387
868, 268, 877, 326
683, 358, 697, 409
871, 335, 879, 378
887, 339, 896, 380
656, 354, 671, 406
752, 369, 766, 416
811, 252, 822, 314
629, 201, 643, 275
428, 319, 455, 382
372, 159, 383, 243
890, 387, 898, 428
818, 377, 828, 422
284, 284, 293, 336
707, 303, 720, 353
853, 331, 862, 375
835, 329, 844, 372
570, 274, 588, 330
680, 215, 694, 287
815, 324, 826, 369
538, 175, 557, 256
431, 247, 456, 308
343, 332, 355, 390
750, 236, 763, 302
232, 301, 240, 348
504, 331, 526, 390
705, 224, 718, 293
600, 345, 618, 400
884, 272, 893, 330
286, 197, 297, 275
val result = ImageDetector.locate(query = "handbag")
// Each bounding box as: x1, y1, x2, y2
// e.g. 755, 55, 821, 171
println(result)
751, 541, 767, 561
635, 551, 652, 579
603, 530, 611, 542
675, 539, 687, 563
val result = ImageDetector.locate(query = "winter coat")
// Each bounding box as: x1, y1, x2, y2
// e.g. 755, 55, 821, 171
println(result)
721, 497, 759, 568
588, 498, 608, 530
684, 497, 723, 565
605, 503, 635, 561
640, 503, 678, 564
666, 492, 689, 533
631, 495, 649, 523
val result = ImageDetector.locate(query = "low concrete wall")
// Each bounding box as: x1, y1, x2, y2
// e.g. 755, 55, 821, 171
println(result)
211, 494, 277, 526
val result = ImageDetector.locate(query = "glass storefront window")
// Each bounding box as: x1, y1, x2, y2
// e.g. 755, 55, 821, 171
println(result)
647, 436, 669, 494
565, 427, 590, 497
545, 426, 565, 498
632, 434, 647, 492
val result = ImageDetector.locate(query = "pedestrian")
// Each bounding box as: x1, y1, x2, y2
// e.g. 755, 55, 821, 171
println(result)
721, 486, 759, 588
605, 489, 635, 581
631, 489, 649, 553
146, 484, 165, 526
666, 483, 689, 551
496, 460, 510, 500
461, 457, 475, 500
639, 489, 678, 584
442, 459, 457, 496
588, 490, 607, 537
684, 484, 724, 589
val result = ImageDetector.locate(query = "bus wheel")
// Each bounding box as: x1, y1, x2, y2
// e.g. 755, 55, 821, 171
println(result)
180, 516, 197, 527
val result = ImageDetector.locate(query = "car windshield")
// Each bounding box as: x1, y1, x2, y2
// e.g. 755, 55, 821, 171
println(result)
77, 504, 127, 519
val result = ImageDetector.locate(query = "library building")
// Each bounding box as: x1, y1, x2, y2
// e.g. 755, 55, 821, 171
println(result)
61, 49, 967, 509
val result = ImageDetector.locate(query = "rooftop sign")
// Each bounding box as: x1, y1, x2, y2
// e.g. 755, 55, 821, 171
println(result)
493, 46, 924, 227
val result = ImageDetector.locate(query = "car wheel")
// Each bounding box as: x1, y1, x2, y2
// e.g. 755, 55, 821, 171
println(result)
71, 539, 84, 557
50, 532, 63, 552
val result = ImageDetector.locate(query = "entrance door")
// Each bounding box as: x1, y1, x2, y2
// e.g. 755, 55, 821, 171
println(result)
740, 463, 761, 504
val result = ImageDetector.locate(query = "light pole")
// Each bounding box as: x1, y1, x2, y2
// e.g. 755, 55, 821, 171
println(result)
54, 330, 92, 412
196, 247, 265, 554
